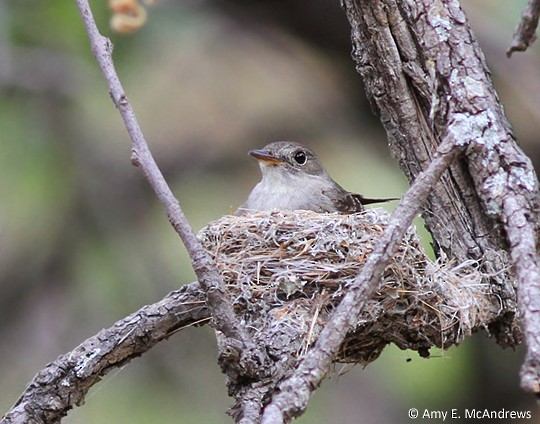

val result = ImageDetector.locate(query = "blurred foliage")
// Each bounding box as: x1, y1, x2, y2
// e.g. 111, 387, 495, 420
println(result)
0, 0, 538, 423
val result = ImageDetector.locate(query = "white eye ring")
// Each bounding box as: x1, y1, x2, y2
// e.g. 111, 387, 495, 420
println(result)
293, 151, 307, 165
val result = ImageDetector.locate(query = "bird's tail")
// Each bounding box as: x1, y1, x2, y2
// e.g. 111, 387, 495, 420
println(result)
353, 194, 400, 205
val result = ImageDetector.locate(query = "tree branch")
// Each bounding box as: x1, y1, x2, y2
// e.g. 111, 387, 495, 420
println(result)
75, 0, 268, 380
342, 0, 539, 393
5, 1, 538, 422
506, 197, 540, 393
261, 138, 464, 423
507, 0, 540, 57
1, 284, 209, 424
2, 201, 506, 423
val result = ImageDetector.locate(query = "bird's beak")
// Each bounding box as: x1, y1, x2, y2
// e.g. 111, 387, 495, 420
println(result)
249, 149, 282, 164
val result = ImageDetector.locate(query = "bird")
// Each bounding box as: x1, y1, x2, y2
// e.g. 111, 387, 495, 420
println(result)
236, 141, 397, 215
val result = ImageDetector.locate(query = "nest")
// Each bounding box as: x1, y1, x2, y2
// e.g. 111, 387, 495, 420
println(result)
198, 209, 505, 364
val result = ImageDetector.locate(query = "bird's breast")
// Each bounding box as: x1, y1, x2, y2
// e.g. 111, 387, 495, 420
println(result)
244, 173, 336, 212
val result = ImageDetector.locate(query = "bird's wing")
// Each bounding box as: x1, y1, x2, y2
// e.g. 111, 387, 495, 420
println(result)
328, 190, 398, 214
324, 189, 365, 213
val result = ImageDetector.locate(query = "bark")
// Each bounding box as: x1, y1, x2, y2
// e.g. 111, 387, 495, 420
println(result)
3, 1, 540, 423
260, 138, 463, 423
507, 0, 540, 56
76, 0, 269, 386
1, 284, 208, 424
342, 0, 539, 390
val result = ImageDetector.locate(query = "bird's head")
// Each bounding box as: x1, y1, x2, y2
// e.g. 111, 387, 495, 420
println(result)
249, 141, 327, 178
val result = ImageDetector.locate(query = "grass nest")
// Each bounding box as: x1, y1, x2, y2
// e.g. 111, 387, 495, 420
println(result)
198, 209, 506, 364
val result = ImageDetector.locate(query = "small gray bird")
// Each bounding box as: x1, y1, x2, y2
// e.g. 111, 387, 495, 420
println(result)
237, 141, 397, 214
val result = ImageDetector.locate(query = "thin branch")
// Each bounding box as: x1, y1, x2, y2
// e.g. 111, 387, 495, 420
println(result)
261, 137, 464, 424
75, 0, 267, 376
1, 284, 209, 424
505, 196, 540, 393
507, 0, 540, 57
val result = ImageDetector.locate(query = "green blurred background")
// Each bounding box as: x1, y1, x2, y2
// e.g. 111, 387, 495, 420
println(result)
1, 1, 539, 423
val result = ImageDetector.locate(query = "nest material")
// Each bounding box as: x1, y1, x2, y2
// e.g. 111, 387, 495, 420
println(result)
198, 209, 505, 363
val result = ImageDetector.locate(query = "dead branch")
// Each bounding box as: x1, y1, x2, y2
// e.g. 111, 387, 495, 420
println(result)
1, 284, 208, 424
75, 0, 268, 386
507, 0, 540, 56
3, 200, 510, 423
342, 0, 538, 394
3, 0, 539, 422
260, 137, 463, 423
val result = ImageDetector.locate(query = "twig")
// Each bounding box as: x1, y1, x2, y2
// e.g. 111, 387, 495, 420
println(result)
507, 0, 540, 57
1, 284, 209, 424
260, 137, 464, 423
504, 196, 540, 393
75, 0, 267, 377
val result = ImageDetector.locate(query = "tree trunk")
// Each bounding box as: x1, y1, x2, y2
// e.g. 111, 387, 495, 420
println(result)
341, 0, 536, 347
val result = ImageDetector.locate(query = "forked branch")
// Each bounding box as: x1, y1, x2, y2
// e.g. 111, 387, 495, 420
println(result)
75, 0, 268, 381
261, 138, 464, 423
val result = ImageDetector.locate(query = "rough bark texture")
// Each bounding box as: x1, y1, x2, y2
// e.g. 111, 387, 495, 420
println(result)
342, 0, 523, 344
1, 284, 208, 424
507, 0, 540, 56
342, 0, 539, 391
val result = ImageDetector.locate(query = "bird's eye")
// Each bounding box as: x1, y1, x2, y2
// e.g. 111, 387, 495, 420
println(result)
293, 151, 307, 165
